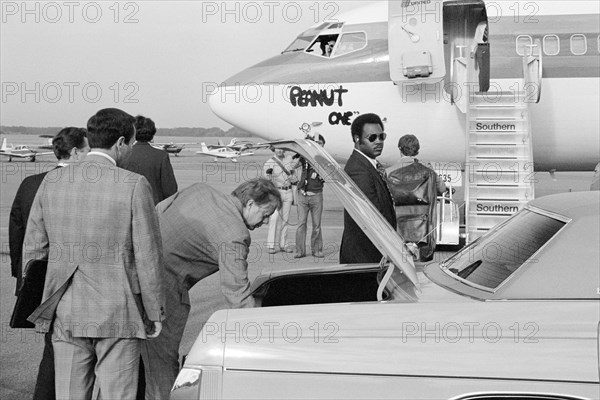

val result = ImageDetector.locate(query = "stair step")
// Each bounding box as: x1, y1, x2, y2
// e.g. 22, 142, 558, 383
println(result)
469, 186, 534, 200
471, 92, 526, 106
468, 214, 515, 229
468, 171, 533, 185
466, 158, 533, 171
470, 108, 528, 119
469, 133, 529, 144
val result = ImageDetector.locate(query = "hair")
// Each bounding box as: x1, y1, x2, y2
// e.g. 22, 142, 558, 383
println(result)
398, 134, 420, 157
232, 178, 282, 210
314, 133, 326, 146
86, 108, 135, 149
351, 113, 383, 141
134, 115, 156, 142
52, 127, 88, 160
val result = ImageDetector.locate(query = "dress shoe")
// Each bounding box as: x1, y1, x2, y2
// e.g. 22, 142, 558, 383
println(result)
268, 248, 278, 254
312, 251, 324, 258
281, 247, 293, 253
294, 253, 306, 259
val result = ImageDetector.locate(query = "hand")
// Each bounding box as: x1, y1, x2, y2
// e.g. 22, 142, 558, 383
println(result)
146, 321, 162, 338
470, 52, 475, 59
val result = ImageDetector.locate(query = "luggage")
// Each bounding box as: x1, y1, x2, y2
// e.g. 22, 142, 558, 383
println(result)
388, 161, 438, 261
10, 259, 47, 328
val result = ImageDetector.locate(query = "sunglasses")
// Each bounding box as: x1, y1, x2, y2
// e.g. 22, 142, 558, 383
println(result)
365, 132, 387, 142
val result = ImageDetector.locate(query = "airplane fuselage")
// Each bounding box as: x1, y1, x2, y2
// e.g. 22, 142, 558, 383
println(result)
209, 1, 600, 171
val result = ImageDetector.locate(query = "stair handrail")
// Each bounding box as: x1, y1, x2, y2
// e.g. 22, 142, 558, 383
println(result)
451, 45, 468, 112
523, 39, 543, 103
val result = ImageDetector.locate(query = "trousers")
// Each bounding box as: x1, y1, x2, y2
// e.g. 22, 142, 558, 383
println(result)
267, 188, 293, 249
295, 191, 323, 255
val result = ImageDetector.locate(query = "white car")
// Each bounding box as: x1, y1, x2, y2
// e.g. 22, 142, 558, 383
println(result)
171, 140, 600, 400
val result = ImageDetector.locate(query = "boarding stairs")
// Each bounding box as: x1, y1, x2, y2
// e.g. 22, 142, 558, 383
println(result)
464, 91, 535, 242
453, 40, 542, 243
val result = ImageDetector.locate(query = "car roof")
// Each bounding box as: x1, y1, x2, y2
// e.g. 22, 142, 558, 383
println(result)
429, 191, 599, 300
528, 191, 599, 219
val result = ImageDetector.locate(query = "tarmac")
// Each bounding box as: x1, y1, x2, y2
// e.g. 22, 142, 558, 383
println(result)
0, 134, 595, 399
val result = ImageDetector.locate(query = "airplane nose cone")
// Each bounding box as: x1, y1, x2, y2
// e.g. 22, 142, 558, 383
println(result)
208, 85, 234, 126
208, 83, 288, 140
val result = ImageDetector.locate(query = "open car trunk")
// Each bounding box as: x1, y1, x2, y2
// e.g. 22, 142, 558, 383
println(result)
253, 268, 383, 307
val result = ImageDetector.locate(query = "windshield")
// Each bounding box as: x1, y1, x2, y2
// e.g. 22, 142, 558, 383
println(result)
441, 209, 566, 291
283, 36, 314, 53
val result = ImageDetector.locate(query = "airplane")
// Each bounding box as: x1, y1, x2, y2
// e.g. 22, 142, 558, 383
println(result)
196, 142, 254, 162
209, 0, 599, 171
207, 0, 600, 242
150, 142, 198, 156
0, 138, 54, 162
209, 137, 254, 151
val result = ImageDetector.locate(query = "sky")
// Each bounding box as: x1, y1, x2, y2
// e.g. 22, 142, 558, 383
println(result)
1, 0, 369, 129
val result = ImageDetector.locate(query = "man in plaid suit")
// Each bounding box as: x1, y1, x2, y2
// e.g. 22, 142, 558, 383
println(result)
23, 108, 166, 400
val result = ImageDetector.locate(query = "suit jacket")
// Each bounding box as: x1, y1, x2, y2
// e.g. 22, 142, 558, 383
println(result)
9, 170, 52, 294
340, 150, 396, 264
123, 142, 178, 205
22, 154, 166, 338
156, 183, 255, 309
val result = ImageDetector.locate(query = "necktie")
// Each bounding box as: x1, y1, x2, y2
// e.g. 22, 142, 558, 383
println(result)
482, 25, 488, 43
376, 161, 393, 200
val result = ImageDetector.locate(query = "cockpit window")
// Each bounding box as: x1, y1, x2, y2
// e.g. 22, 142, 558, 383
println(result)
283, 36, 315, 53
304, 32, 367, 58
335, 32, 367, 56
441, 209, 566, 290
306, 34, 339, 57
328, 22, 344, 30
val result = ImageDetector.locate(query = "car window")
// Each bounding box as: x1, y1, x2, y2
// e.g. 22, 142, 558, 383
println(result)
442, 209, 566, 291
453, 394, 590, 400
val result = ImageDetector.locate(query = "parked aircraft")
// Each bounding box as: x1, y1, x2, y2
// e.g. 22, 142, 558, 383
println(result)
196, 142, 254, 162
210, 138, 254, 151
150, 142, 197, 156
208, 0, 600, 241
0, 138, 54, 162
209, 0, 599, 171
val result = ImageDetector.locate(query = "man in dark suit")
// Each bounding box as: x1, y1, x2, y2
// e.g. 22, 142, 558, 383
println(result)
23, 108, 166, 399
9, 127, 89, 400
340, 113, 396, 263
123, 115, 178, 205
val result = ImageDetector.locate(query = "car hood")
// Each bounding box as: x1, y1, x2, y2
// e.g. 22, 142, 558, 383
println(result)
267, 140, 419, 290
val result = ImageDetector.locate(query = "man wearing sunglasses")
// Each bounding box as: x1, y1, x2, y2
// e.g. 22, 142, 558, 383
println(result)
340, 113, 397, 264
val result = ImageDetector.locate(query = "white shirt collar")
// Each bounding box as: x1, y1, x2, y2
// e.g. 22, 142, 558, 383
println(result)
87, 151, 117, 166
353, 148, 378, 169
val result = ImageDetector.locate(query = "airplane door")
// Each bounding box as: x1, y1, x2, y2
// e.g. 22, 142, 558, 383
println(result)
389, 0, 446, 84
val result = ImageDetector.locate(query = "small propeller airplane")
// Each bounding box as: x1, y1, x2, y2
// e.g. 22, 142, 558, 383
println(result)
196, 142, 254, 162
150, 142, 198, 156
0, 138, 54, 162
209, 138, 254, 151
